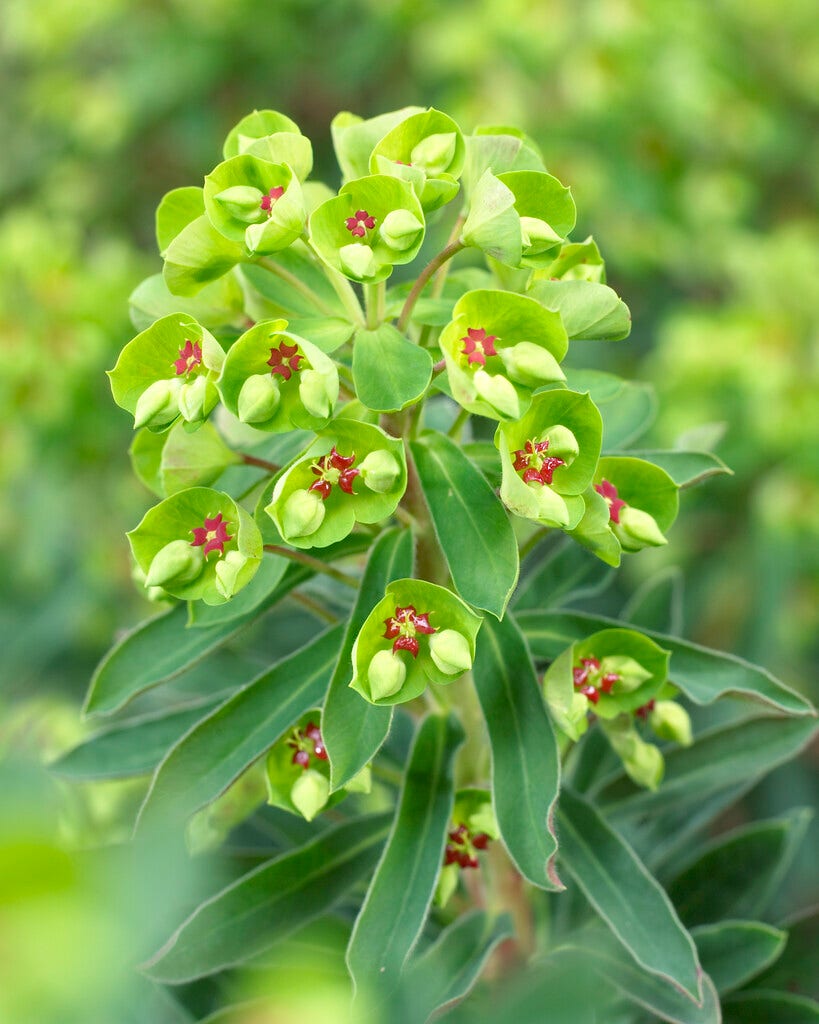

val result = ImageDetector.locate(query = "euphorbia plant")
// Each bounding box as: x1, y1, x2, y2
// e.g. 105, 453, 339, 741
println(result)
64, 106, 817, 1023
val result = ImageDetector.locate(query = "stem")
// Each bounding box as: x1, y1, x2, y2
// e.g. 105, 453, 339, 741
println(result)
447, 408, 471, 441
240, 453, 281, 474
364, 281, 386, 329
397, 240, 465, 334
263, 545, 359, 589
431, 213, 466, 300
290, 590, 340, 624
519, 527, 547, 561
257, 257, 335, 317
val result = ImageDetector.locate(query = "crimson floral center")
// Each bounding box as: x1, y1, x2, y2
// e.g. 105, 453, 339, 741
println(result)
190, 512, 233, 558
444, 823, 490, 869
267, 340, 303, 381
460, 326, 498, 367
513, 438, 565, 486
309, 447, 359, 500
572, 656, 621, 705
260, 186, 285, 214
382, 604, 436, 658
635, 699, 656, 720
287, 721, 328, 769
595, 479, 626, 523
345, 209, 377, 237
173, 339, 202, 376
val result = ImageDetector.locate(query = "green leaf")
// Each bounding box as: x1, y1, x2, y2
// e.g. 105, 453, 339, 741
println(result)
411, 431, 519, 618
556, 788, 702, 1002
622, 567, 684, 635
627, 449, 733, 488
159, 421, 242, 496
50, 701, 219, 780
692, 921, 786, 995
240, 253, 345, 320
156, 186, 205, 255
568, 369, 657, 449
163, 215, 245, 297
323, 528, 413, 791
346, 714, 465, 999
666, 809, 812, 926
722, 990, 819, 1023
513, 537, 615, 612
754, 905, 819, 1000
137, 624, 343, 826
143, 813, 390, 983
517, 610, 816, 716
331, 107, 422, 182
353, 324, 433, 412
472, 614, 562, 890
129, 272, 245, 333
461, 169, 521, 265
528, 279, 631, 341
287, 316, 355, 354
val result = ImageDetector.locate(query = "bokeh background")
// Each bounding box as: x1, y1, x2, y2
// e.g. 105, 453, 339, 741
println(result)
1, 1, 816, 1020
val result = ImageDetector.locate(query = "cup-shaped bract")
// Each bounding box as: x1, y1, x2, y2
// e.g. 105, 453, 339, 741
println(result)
369, 108, 465, 211
218, 319, 339, 434
264, 419, 407, 549
109, 313, 225, 431
222, 109, 313, 182
331, 107, 423, 182
350, 579, 483, 706
496, 389, 603, 529
204, 155, 305, 255
439, 289, 568, 421
127, 487, 262, 605
308, 175, 425, 284
460, 125, 546, 197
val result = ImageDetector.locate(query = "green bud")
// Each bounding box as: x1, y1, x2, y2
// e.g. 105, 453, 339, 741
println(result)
429, 629, 472, 677
277, 488, 326, 539
613, 506, 668, 551
473, 369, 521, 419
358, 449, 401, 493
290, 768, 330, 822
498, 342, 565, 387
213, 185, 265, 223
467, 803, 499, 841
178, 375, 209, 423
244, 220, 270, 253
134, 378, 182, 429
520, 215, 562, 254
368, 648, 407, 701
298, 368, 332, 419
214, 550, 248, 600
649, 700, 693, 746
345, 765, 372, 795
607, 720, 664, 790
435, 863, 459, 908
599, 654, 653, 693
410, 132, 457, 175
238, 373, 281, 423
145, 539, 204, 589
379, 209, 424, 251
540, 424, 579, 463
339, 242, 378, 279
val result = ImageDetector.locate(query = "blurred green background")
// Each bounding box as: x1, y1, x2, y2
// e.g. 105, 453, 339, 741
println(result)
1, 0, 816, 1020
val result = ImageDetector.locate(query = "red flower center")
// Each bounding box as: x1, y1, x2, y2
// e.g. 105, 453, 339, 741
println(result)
460, 326, 498, 367
444, 822, 491, 869
267, 340, 303, 381
635, 699, 656, 720
287, 721, 328, 769
572, 656, 621, 705
595, 479, 627, 524
345, 209, 377, 238
190, 512, 233, 558
260, 186, 285, 213
513, 438, 566, 486
173, 339, 202, 377
308, 446, 360, 501
382, 604, 436, 658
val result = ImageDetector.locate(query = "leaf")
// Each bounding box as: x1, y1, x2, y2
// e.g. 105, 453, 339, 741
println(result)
692, 921, 787, 994
754, 905, 819, 1000
513, 537, 615, 612
666, 809, 813, 926
568, 369, 657, 449
352, 324, 433, 412
143, 813, 390, 983
461, 169, 522, 266
722, 990, 819, 1023
159, 420, 242, 496
621, 566, 685, 635
517, 610, 816, 716
411, 431, 519, 617
323, 528, 413, 791
472, 614, 562, 890
627, 449, 733, 488
287, 316, 354, 354
137, 624, 343, 826
163, 215, 245, 297
346, 714, 465, 999
528, 279, 631, 341
129, 272, 245, 334
556, 787, 702, 1002
156, 186, 205, 255
50, 701, 220, 780
240, 254, 344, 319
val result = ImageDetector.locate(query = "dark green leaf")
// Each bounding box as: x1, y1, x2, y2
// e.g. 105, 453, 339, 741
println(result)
722, 990, 819, 1023
411, 431, 518, 618
626, 450, 733, 488
692, 921, 786, 994
568, 369, 656, 449
754, 905, 819, 999
353, 324, 433, 412
473, 614, 562, 890
513, 537, 615, 612
621, 567, 684, 635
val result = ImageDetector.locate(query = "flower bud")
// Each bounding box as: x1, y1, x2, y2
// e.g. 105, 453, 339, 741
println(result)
623, 737, 664, 790
213, 185, 265, 223
410, 132, 457, 175
238, 373, 281, 423
520, 215, 562, 254
379, 209, 424, 251
473, 369, 521, 419
358, 449, 401, 493
540, 425, 579, 463
276, 488, 325, 539
649, 701, 693, 746
368, 648, 407, 701
598, 655, 653, 693
214, 550, 248, 600
613, 506, 668, 551
467, 803, 499, 841
339, 242, 378, 279
429, 629, 472, 677
298, 368, 332, 419
134, 378, 182, 429
498, 342, 565, 387
145, 539, 205, 590
435, 863, 459, 908
290, 768, 330, 822
178, 375, 209, 423
244, 220, 270, 253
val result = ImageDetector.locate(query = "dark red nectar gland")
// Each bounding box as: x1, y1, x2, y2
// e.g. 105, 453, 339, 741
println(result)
573, 656, 622, 705
173, 339, 202, 376
382, 605, 436, 658
460, 327, 498, 367
190, 512, 233, 558
444, 822, 491, 869
308, 447, 360, 501
345, 209, 377, 237
635, 699, 656, 720
513, 438, 565, 486
267, 340, 303, 381
260, 186, 285, 213
287, 721, 328, 769
595, 479, 626, 524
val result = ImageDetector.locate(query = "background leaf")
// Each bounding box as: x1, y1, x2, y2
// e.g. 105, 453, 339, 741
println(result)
352, 324, 433, 412
692, 921, 787, 995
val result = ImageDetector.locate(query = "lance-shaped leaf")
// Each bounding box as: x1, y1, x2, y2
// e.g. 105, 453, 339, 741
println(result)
472, 614, 562, 890
137, 625, 344, 827
692, 921, 787, 995
567, 369, 657, 450
517, 610, 816, 716
346, 714, 465, 998
528, 279, 631, 341
240, 254, 345, 320
513, 536, 615, 612
556, 788, 702, 1003
323, 529, 413, 791
143, 813, 390, 983
411, 431, 519, 618
353, 324, 433, 412
627, 449, 733, 489
722, 990, 819, 1024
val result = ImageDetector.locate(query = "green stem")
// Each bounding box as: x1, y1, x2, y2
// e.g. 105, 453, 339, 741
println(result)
263, 545, 359, 589
364, 281, 386, 329
519, 527, 547, 561
397, 240, 465, 334
240, 453, 281, 474
290, 590, 340, 624
257, 256, 335, 317
447, 408, 471, 441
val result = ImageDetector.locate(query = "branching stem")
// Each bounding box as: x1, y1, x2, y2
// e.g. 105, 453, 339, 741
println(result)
397, 240, 466, 334
263, 544, 360, 589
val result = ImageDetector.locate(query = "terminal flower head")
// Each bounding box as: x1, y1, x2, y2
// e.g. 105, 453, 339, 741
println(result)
173, 339, 203, 377
191, 512, 233, 557
267, 340, 303, 381
595, 479, 626, 524
460, 327, 498, 367
260, 185, 285, 212
308, 447, 360, 500
382, 604, 436, 658
513, 438, 565, 486
345, 209, 377, 237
